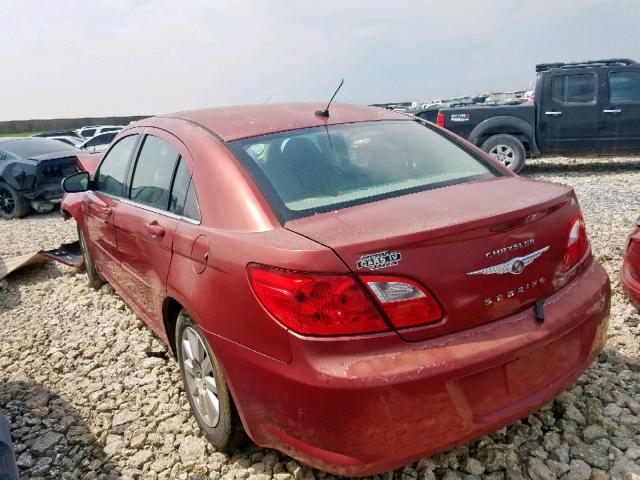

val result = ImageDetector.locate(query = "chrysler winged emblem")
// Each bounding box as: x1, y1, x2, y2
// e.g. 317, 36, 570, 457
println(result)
467, 246, 550, 276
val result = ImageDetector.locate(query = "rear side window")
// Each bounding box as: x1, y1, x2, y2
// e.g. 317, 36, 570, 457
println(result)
169, 159, 190, 215
183, 181, 201, 222
230, 120, 496, 220
551, 73, 596, 104
82, 129, 96, 138
95, 135, 138, 196
129, 135, 180, 210
609, 72, 640, 104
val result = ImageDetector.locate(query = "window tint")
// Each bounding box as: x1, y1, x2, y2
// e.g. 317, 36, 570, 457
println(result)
82, 129, 96, 138
551, 74, 596, 103
129, 135, 179, 210
183, 180, 201, 222
610, 72, 640, 104
102, 127, 121, 133
95, 135, 138, 196
169, 158, 190, 215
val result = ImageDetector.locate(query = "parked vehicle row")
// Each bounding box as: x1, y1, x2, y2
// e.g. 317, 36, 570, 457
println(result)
33, 125, 123, 151
76, 124, 123, 139
434, 58, 640, 172
60, 103, 611, 476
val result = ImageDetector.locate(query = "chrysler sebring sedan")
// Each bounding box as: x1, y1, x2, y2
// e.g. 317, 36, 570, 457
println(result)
61, 104, 610, 476
621, 218, 640, 307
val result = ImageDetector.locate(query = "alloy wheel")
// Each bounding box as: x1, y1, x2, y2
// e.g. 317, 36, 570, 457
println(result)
180, 326, 220, 427
489, 144, 515, 169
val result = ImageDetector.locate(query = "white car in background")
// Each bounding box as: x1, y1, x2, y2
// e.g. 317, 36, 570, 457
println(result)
78, 131, 119, 152
76, 125, 123, 139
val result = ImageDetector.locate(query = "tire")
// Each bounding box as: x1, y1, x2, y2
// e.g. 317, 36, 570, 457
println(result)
0, 181, 30, 219
78, 226, 104, 290
176, 311, 247, 450
481, 134, 526, 173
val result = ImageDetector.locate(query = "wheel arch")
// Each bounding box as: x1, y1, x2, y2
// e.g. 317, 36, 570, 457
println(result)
162, 296, 184, 356
469, 116, 539, 156
0, 160, 24, 191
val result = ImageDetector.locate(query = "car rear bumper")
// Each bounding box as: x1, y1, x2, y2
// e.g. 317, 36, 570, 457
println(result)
213, 260, 610, 476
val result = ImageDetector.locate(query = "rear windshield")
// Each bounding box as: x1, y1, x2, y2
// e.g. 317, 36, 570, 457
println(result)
229, 120, 497, 220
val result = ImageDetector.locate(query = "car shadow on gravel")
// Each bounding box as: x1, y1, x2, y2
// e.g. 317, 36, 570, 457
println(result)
524, 157, 640, 176
0, 381, 120, 479
0, 263, 64, 315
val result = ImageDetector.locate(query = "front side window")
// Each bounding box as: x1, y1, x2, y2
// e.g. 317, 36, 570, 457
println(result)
551, 73, 597, 104
129, 135, 179, 210
95, 135, 138, 196
610, 72, 640, 104
230, 120, 496, 220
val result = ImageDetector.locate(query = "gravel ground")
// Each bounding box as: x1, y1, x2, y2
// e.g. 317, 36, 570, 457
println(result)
1, 156, 639, 480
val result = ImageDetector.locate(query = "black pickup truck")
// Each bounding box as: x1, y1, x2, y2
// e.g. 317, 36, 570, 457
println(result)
436, 59, 640, 172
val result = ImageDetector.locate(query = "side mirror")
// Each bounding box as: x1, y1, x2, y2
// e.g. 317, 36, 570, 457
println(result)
62, 171, 90, 193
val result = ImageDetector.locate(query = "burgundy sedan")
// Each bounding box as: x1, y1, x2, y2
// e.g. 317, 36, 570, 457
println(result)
61, 104, 610, 476
621, 219, 640, 307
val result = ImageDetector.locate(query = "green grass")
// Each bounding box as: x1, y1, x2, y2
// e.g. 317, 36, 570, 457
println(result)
0, 132, 38, 137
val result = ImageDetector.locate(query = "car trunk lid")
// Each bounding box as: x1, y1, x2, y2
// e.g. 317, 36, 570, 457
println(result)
285, 177, 579, 341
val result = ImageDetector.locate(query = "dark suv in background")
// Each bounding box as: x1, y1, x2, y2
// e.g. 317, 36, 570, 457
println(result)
437, 59, 640, 171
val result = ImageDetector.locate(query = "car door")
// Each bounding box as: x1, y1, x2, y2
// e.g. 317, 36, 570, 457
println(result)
537, 70, 601, 154
113, 130, 183, 333
83, 134, 139, 285
600, 70, 640, 152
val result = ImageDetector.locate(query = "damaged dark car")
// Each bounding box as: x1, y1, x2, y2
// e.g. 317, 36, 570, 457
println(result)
0, 137, 78, 219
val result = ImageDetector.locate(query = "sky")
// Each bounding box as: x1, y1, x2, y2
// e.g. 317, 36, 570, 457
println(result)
1, 0, 639, 121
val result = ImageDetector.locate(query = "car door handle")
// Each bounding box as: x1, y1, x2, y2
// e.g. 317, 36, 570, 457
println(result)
544, 111, 562, 116
145, 221, 166, 239
603, 108, 622, 114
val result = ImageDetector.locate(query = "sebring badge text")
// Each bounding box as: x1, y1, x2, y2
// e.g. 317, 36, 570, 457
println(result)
484, 277, 546, 306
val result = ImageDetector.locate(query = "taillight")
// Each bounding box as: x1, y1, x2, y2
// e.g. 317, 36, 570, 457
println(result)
247, 265, 388, 335
563, 211, 589, 272
436, 112, 445, 127
361, 275, 443, 328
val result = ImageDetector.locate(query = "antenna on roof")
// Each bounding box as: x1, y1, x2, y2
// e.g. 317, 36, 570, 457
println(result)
315, 78, 344, 117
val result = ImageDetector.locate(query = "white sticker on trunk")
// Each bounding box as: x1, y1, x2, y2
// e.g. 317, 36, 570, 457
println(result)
356, 251, 402, 270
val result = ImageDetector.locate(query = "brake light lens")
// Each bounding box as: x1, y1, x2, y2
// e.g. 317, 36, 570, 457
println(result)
361, 275, 443, 328
247, 265, 388, 335
563, 211, 589, 272
436, 112, 445, 127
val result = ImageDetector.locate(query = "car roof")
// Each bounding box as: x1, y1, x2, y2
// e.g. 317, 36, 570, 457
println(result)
163, 103, 410, 142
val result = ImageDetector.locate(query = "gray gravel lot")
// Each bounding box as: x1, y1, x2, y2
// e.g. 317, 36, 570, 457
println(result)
1, 156, 639, 480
